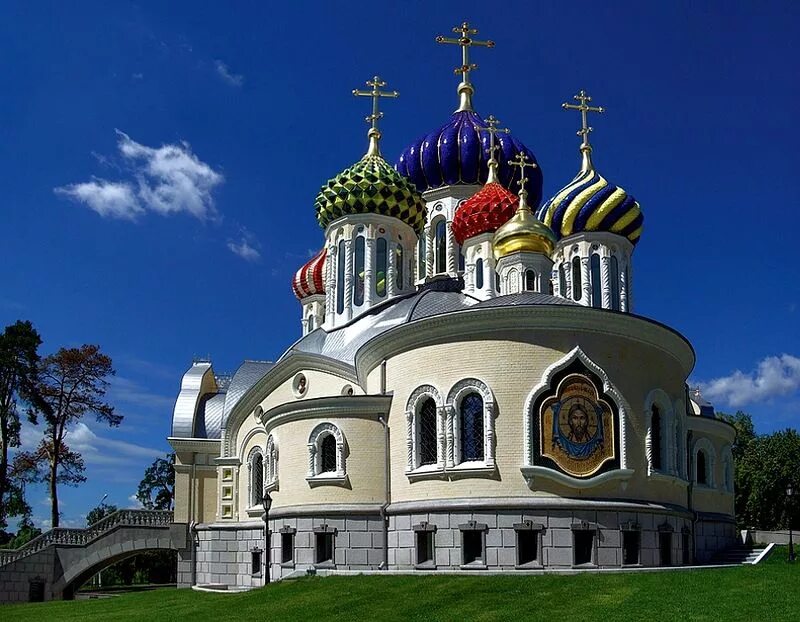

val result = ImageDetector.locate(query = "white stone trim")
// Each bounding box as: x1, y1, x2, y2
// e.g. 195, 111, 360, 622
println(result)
246, 445, 264, 510
522, 346, 631, 470
521, 466, 635, 489
446, 378, 496, 468
265, 433, 278, 492
307, 422, 348, 485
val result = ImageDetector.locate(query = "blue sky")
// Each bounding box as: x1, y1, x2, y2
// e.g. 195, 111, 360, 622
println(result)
1, 1, 798, 529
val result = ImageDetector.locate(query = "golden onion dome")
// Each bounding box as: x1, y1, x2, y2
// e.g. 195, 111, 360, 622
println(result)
492, 187, 556, 259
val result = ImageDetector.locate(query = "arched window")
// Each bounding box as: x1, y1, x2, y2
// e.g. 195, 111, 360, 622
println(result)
610, 256, 620, 311
375, 238, 387, 297
651, 405, 662, 471
307, 423, 347, 483
458, 246, 465, 271
696, 450, 707, 485
248, 450, 264, 507
395, 245, 403, 291
307, 315, 315, 331
525, 270, 536, 291
320, 435, 336, 473
475, 258, 484, 289
336, 239, 345, 314
354, 236, 365, 305
571, 256, 582, 301
460, 393, 484, 462
559, 263, 566, 297
435, 220, 447, 274
418, 398, 438, 466
418, 235, 426, 279
590, 254, 601, 308
495, 272, 500, 291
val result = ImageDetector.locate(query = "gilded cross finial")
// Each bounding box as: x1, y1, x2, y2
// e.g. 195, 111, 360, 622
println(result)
436, 21, 495, 112
353, 76, 399, 157
483, 114, 509, 184
508, 152, 537, 212
562, 89, 605, 173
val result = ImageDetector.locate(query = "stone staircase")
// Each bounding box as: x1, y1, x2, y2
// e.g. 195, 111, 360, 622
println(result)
711, 543, 772, 565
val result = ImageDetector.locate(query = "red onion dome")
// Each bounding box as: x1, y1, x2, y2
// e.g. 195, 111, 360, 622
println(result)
292, 249, 326, 300
452, 182, 519, 245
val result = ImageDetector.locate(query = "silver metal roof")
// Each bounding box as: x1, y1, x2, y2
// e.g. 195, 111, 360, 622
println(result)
472, 292, 579, 308
220, 360, 275, 429
195, 392, 226, 439
171, 362, 214, 438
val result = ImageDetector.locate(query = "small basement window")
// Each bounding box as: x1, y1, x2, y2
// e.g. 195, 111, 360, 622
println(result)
622, 531, 640, 566
281, 532, 294, 564
416, 531, 434, 566
251, 550, 262, 575
463, 530, 483, 565
573, 530, 594, 566
316, 532, 335, 565
517, 531, 538, 565
659, 532, 672, 566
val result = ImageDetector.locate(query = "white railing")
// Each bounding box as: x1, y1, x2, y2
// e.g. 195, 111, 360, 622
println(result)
0, 510, 173, 567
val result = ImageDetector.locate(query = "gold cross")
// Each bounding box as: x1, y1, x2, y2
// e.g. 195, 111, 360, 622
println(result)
562, 90, 605, 149
353, 76, 399, 133
483, 114, 510, 161
508, 152, 537, 206
436, 22, 495, 86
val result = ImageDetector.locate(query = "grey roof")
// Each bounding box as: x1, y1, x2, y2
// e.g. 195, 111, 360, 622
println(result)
171, 362, 213, 438
195, 392, 226, 439
220, 360, 276, 429
285, 288, 578, 366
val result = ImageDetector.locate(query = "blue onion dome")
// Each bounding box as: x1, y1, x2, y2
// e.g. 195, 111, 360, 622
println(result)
395, 110, 543, 207
537, 165, 643, 245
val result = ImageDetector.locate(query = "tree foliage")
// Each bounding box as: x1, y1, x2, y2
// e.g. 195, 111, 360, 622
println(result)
720, 411, 800, 530
16, 345, 118, 527
137, 453, 175, 511
87, 502, 118, 527
0, 320, 43, 529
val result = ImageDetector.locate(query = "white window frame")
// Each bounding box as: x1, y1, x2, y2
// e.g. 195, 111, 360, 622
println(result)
265, 434, 279, 492
405, 385, 445, 479
447, 378, 496, 474
246, 446, 264, 510
307, 422, 348, 487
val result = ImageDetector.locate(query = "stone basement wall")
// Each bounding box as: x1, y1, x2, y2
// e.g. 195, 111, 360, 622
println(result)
694, 518, 736, 563
193, 526, 266, 589
388, 509, 694, 569
268, 514, 384, 580
0, 548, 56, 603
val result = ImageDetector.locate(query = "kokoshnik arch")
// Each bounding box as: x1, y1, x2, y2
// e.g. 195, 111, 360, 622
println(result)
168, 22, 735, 588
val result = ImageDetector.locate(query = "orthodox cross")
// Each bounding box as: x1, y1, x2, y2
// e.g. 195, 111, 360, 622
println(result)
562, 89, 605, 150
353, 76, 398, 156
508, 152, 537, 207
353, 76, 399, 133
436, 22, 495, 87
483, 114, 509, 161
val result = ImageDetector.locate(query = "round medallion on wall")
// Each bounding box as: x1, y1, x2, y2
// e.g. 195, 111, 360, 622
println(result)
253, 405, 263, 421
341, 384, 354, 396
292, 373, 308, 398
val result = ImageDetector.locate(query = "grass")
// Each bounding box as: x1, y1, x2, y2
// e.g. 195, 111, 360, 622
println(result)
5, 547, 799, 621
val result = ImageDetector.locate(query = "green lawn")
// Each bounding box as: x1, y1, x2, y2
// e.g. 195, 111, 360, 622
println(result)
6, 547, 798, 621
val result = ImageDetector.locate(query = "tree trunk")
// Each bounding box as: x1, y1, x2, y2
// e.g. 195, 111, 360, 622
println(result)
0, 421, 7, 525
50, 457, 59, 529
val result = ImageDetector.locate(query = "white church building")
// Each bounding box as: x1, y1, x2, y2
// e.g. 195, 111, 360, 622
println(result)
168, 23, 735, 589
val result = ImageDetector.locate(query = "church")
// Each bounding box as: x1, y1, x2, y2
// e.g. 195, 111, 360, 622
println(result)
168, 22, 736, 589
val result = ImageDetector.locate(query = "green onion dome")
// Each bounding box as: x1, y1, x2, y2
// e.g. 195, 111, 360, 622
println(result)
314, 152, 426, 234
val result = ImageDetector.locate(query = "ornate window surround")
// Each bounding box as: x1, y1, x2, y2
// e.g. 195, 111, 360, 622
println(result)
265, 433, 279, 492
521, 347, 633, 488
693, 437, 716, 488
720, 444, 733, 492
246, 446, 264, 516
447, 378, 497, 475
306, 422, 349, 487
405, 385, 446, 480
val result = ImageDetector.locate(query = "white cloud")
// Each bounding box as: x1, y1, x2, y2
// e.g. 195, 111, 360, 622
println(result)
55, 131, 224, 221
227, 233, 261, 262
127, 494, 144, 509
65, 422, 164, 467
699, 354, 800, 408
55, 179, 143, 220
214, 60, 244, 86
